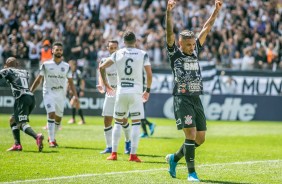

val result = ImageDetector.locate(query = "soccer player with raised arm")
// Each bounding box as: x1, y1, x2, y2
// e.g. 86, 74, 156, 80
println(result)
97, 40, 131, 155
0, 57, 44, 152
165, 0, 222, 182
30, 41, 78, 148
100, 31, 152, 162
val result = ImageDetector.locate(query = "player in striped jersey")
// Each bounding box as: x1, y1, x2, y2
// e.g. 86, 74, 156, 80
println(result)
100, 31, 152, 162
0, 57, 44, 152
31, 42, 78, 148
97, 40, 131, 154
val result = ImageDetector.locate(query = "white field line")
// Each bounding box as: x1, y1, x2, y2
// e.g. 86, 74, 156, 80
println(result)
3, 159, 281, 183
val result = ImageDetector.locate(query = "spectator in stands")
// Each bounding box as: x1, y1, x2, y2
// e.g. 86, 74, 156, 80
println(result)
241, 47, 255, 70
40, 39, 52, 63
0, 0, 280, 77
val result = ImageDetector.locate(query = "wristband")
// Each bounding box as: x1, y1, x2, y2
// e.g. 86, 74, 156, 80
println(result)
145, 88, 150, 93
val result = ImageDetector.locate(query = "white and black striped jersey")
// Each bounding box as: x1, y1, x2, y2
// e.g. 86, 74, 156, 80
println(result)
0, 68, 33, 99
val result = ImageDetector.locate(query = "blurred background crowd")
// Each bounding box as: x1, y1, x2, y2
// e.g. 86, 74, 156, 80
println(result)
0, 0, 281, 83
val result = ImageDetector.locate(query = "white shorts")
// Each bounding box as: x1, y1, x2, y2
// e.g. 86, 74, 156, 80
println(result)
114, 93, 144, 120
43, 93, 66, 117
102, 95, 116, 116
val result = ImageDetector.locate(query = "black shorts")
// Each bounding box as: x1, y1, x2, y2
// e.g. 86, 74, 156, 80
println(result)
13, 95, 35, 123
173, 95, 207, 131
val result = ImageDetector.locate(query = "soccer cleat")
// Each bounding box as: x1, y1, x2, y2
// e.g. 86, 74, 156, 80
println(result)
188, 172, 200, 182
7, 144, 22, 151
36, 133, 44, 152
107, 152, 117, 160
100, 147, 112, 154
68, 118, 75, 124
149, 123, 156, 135
128, 154, 142, 162
165, 154, 178, 178
47, 137, 59, 147
140, 133, 149, 138
78, 120, 86, 125
49, 142, 58, 148
124, 141, 131, 154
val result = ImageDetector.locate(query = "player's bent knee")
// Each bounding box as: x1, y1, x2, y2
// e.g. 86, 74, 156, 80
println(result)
9, 116, 15, 125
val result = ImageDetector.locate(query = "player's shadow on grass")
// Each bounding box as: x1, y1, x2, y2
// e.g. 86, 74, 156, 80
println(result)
201, 180, 251, 184
24, 150, 59, 153
61, 146, 101, 151
150, 137, 175, 140
138, 153, 164, 158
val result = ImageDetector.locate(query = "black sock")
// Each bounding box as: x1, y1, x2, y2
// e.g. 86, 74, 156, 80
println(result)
184, 139, 195, 173
78, 109, 84, 121
11, 123, 20, 145
174, 144, 184, 162
72, 108, 76, 120
145, 118, 152, 126
21, 123, 37, 139
141, 119, 148, 134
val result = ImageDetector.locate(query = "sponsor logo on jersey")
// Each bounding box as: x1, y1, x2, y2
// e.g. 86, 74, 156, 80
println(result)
184, 62, 199, 70
121, 82, 134, 87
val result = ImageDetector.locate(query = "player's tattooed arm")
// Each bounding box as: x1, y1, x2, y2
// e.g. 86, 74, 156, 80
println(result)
166, 0, 176, 47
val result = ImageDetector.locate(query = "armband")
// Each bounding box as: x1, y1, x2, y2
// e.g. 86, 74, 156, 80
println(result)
145, 88, 151, 93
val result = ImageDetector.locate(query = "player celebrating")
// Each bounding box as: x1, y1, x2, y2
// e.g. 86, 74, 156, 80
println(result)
165, 0, 222, 182
0, 57, 44, 152
100, 31, 152, 162
97, 40, 131, 154
30, 41, 78, 148
67, 60, 86, 125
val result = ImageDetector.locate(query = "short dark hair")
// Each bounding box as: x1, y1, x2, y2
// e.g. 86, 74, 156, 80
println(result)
52, 41, 63, 48
179, 30, 195, 39
108, 40, 119, 46
123, 31, 136, 43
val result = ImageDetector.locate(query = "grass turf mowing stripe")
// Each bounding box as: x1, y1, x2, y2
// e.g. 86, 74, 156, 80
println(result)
4, 160, 281, 183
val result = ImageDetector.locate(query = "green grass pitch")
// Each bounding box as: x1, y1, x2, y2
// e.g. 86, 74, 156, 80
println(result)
0, 114, 281, 183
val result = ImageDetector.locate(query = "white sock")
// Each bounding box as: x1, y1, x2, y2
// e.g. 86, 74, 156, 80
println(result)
104, 126, 112, 148
112, 122, 122, 152
55, 122, 60, 135
48, 119, 55, 142
122, 123, 131, 142
131, 122, 141, 154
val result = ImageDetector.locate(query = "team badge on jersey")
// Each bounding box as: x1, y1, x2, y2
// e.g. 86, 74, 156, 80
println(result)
61, 67, 65, 72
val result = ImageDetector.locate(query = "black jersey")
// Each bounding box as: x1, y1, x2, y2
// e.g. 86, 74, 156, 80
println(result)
0, 68, 33, 99
72, 69, 83, 91
166, 39, 203, 96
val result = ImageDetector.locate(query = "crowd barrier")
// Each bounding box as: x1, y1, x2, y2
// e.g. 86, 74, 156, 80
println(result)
0, 89, 281, 121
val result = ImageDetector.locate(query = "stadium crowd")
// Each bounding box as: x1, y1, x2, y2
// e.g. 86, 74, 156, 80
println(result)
0, 0, 281, 80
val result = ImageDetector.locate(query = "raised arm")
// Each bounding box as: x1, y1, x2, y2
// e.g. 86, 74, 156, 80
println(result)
198, 0, 223, 46
166, 0, 176, 47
